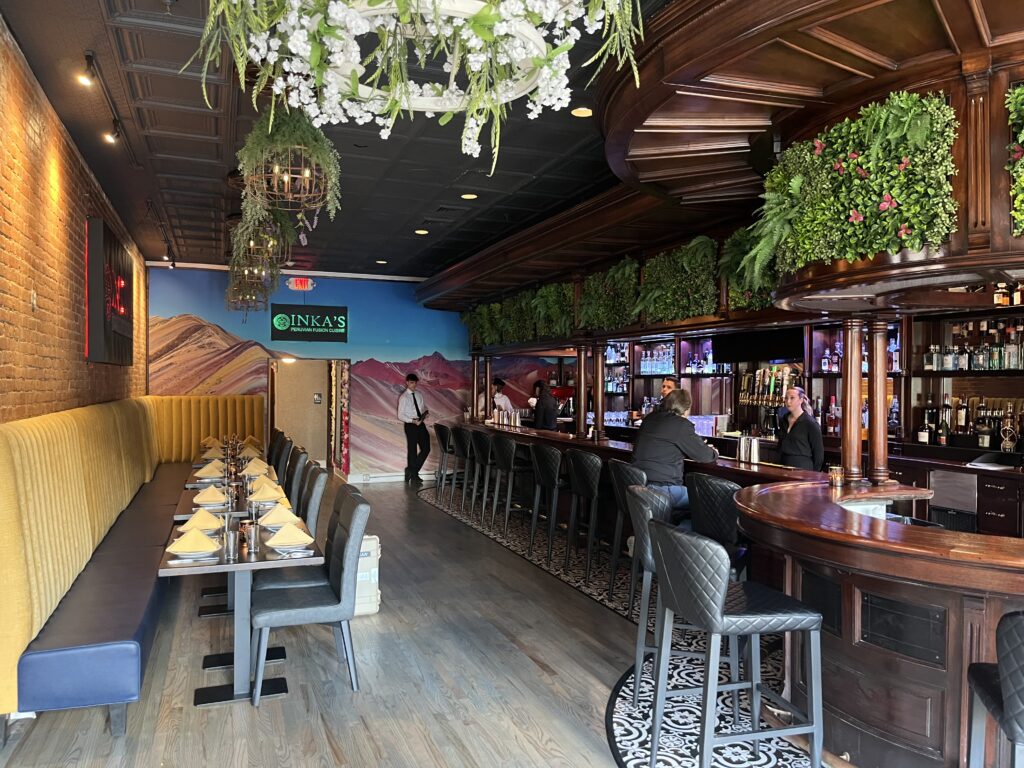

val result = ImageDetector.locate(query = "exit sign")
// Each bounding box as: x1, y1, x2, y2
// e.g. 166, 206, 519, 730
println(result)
287, 277, 316, 291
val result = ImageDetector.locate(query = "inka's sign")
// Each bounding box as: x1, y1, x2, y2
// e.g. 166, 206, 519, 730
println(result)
270, 303, 348, 343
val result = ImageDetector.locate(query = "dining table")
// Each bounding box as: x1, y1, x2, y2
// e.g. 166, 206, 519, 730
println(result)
160, 449, 323, 706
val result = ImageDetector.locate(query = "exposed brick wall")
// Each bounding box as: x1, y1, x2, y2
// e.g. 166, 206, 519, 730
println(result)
0, 20, 146, 424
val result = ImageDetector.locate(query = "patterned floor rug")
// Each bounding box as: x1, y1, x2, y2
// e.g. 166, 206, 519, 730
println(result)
415, 484, 813, 767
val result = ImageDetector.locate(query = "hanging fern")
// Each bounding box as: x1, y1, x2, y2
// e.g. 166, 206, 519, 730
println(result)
532, 283, 574, 339
634, 237, 719, 323
579, 258, 639, 331
499, 290, 537, 343
1007, 85, 1024, 237
720, 228, 776, 311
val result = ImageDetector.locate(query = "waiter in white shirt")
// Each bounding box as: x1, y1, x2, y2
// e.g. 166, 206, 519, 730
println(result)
397, 372, 430, 484
478, 377, 514, 418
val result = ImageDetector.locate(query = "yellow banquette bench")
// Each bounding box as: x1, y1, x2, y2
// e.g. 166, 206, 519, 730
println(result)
0, 395, 263, 739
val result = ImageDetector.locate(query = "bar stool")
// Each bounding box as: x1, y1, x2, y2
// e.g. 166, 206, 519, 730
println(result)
689, 473, 750, 579
565, 449, 603, 582
608, 459, 646, 605
469, 430, 496, 522
623, 484, 703, 708
433, 424, 456, 505
529, 443, 564, 565
449, 426, 474, 514
968, 610, 1024, 767
489, 434, 529, 532
648, 520, 824, 768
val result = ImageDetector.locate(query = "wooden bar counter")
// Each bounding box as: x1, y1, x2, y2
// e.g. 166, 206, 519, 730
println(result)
736, 481, 1024, 768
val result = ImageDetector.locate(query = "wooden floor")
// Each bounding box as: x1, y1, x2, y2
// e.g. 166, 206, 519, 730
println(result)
0, 478, 635, 767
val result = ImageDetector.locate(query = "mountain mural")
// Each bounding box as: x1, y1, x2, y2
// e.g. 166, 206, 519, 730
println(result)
149, 314, 283, 395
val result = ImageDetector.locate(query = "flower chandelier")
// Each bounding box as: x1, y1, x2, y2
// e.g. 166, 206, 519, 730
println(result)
193, 0, 642, 166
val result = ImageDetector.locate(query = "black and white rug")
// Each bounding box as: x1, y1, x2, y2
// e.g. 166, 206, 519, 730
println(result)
416, 484, 813, 767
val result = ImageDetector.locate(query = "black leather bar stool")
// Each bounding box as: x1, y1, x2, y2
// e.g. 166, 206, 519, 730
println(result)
529, 442, 564, 564
623, 485, 703, 708
608, 458, 645, 602
968, 610, 1024, 767
565, 449, 603, 582
432, 424, 456, 504
449, 426, 474, 514
469, 430, 496, 522
689, 473, 750, 579
489, 434, 530, 532
648, 521, 824, 768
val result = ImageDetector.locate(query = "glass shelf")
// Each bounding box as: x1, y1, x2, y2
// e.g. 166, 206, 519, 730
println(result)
912, 369, 1024, 377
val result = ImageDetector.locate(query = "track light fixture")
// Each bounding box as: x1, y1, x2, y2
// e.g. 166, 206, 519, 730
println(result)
77, 52, 96, 87
102, 120, 121, 145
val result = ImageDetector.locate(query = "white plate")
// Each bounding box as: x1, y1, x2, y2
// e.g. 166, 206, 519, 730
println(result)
167, 548, 221, 559
176, 524, 221, 534
195, 499, 229, 508
269, 543, 312, 553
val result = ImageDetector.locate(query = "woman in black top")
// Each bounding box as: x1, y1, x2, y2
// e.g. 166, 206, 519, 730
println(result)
777, 386, 824, 471
531, 381, 559, 431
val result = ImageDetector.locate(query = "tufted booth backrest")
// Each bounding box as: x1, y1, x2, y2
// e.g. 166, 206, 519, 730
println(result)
0, 394, 264, 715
138, 395, 264, 463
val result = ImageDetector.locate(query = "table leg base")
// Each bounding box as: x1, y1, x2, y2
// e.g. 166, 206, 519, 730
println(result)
198, 604, 232, 619
202, 646, 286, 670
193, 677, 288, 707
200, 585, 228, 598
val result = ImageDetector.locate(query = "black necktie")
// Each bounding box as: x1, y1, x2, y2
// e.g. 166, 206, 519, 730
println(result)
412, 392, 422, 419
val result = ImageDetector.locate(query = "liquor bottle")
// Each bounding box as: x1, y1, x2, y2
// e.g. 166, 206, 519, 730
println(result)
972, 344, 988, 371
831, 344, 841, 373
955, 396, 969, 434
936, 414, 950, 446
924, 345, 935, 371
941, 393, 953, 431
923, 393, 938, 445
860, 398, 869, 440
942, 346, 954, 371
826, 396, 838, 436
989, 334, 1004, 370
1004, 404, 1019, 453
995, 283, 1011, 307
916, 413, 932, 444
861, 340, 869, 374
976, 407, 993, 449
888, 396, 901, 439
814, 396, 823, 429
957, 345, 970, 371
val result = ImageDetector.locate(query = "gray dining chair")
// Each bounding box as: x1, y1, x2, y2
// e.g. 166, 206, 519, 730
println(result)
251, 490, 372, 705
297, 465, 328, 537
286, 448, 309, 507
252, 483, 360, 593
274, 437, 294, 486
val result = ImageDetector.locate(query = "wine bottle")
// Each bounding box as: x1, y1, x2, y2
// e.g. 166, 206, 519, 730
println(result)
955, 396, 968, 434
923, 393, 938, 445
936, 416, 950, 446
826, 396, 838, 436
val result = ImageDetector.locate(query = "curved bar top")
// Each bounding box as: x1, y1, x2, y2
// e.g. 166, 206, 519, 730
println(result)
735, 481, 1024, 593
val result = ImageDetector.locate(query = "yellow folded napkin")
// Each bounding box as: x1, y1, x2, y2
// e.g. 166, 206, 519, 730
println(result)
249, 484, 284, 503
181, 508, 225, 532
244, 435, 262, 449
267, 466, 278, 482
242, 458, 269, 476
195, 462, 224, 479
266, 523, 313, 548
252, 474, 276, 491
201, 447, 223, 460
259, 503, 301, 527
201, 436, 222, 449
277, 496, 292, 509
194, 485, 228, 505
167, 529, 219, 555
240, 445, 261, 459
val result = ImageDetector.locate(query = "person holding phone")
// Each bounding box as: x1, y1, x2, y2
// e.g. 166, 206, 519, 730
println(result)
398, 372, 431, 484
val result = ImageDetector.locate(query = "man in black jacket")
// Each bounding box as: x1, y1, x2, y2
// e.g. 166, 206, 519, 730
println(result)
632, 388, 718, 509
531, 381, 559, 431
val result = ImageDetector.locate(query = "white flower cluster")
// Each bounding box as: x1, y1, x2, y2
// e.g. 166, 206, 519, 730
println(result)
247, 0, 604, 158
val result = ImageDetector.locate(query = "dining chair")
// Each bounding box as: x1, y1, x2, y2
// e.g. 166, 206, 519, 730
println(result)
286, 448, 309, 508
251, 491, 372, 704
253, 483, 360, 593
297, 465, 328, 538
274, 437, 294, 486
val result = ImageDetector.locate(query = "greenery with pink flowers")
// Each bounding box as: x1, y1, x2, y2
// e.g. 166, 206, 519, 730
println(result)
1007, 85, 1024, 237
739, 91, 958, 288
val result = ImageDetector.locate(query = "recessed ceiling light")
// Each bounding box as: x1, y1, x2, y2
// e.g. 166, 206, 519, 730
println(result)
570, 107, 593, 118
375, 259, 387, 264
460, 193, 478, 200
414, 229, 429, 235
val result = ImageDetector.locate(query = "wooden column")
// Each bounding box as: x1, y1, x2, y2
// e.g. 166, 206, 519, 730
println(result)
867, 320, 891, 484
575, 345, 587, 438
470, 355, 480, 421
841, 318, 864, 484
483, 356, 493, 419
592, 343, 606, 441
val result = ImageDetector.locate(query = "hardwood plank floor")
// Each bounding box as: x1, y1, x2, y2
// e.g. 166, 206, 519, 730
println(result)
1, 479, 635, 768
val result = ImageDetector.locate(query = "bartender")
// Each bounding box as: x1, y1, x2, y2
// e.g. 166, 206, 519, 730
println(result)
531, 380, 558, 431
478, 377, 514, 417
632, 388, 718, 511
777, 386, 824, 471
